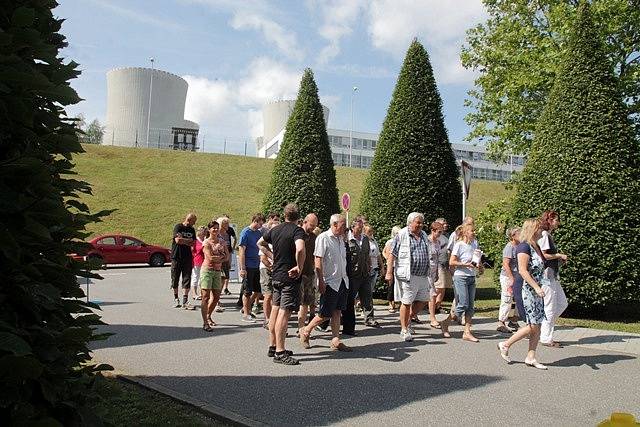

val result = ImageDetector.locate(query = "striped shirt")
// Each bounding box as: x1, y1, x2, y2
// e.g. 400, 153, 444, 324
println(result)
391, 231, 430, 277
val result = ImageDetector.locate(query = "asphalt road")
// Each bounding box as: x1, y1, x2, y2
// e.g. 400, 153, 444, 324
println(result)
89, 266, 639, 426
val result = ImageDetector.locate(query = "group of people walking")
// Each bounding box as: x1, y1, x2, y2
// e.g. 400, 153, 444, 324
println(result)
169, 207, 568, 368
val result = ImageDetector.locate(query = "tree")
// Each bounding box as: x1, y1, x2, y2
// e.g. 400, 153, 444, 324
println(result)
512, 2, 640, 309
262, 69, 339, 227
0, 1, 110, 424
360, 39, 462, 237
85, 119, 105, 144
462, 0, 640, 160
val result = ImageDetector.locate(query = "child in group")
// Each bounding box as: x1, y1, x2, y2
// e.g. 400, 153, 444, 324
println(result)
497, 227, 520, 333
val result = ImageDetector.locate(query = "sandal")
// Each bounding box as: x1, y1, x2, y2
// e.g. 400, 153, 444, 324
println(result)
430, 322, 441, 329
330, 342, 353, 352
273, 354, 299, 365
497, 342, 511, 363
365, 320, 380, 327
540, 341, 562, 348
202, 324, 213, 332
524, 358, 548, 370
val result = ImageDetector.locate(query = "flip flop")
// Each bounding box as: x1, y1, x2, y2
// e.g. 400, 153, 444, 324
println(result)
430, 322, 442, 329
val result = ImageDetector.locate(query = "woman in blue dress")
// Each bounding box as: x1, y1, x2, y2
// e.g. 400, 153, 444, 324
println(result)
497, 218, 548, 370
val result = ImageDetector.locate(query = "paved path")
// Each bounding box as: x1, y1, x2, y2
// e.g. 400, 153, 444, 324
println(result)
90, 267, 640, 426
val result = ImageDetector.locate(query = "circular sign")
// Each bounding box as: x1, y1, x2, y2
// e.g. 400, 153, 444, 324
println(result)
341, 193, 351, 211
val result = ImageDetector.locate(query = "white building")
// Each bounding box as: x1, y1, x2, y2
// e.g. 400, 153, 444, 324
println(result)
104, 67, 199, 150
255, 100, 524, 182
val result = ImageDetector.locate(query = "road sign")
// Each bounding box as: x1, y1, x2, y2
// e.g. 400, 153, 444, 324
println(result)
341, 193, 351, 211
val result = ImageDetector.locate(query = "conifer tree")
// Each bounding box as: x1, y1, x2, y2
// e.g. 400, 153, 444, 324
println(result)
361, 39, 462, 236
263, 69, 339, 227
513, 2, 640, 309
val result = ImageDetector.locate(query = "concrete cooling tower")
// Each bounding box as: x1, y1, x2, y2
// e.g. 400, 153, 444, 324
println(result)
104, 67, 198, 150
262, 100, 330, 143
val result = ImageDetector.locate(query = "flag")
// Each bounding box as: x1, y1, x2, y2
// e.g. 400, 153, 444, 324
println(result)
461, 160, 472, 200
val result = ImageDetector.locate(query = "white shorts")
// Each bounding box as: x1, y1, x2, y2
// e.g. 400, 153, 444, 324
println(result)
396, 275, 430, 305
191, 265, 201, 290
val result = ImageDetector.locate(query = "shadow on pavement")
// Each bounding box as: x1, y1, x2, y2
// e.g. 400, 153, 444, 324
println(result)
547, 354, 636, 370
296, 338, 445, 363
96, 301, 136, 307
92, 323, 257, 349
139, 373, 503, 426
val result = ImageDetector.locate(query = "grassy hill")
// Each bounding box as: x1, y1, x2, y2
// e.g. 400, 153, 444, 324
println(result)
73, 144, 512, 245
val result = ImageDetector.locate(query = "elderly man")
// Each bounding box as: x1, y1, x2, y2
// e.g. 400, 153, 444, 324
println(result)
300, 214, 352, 352
385, 212, 432, 342
343, 216, 372, 335
171, 213, 197, 309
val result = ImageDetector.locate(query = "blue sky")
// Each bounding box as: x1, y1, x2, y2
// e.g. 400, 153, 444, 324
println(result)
57, 0, 487, 153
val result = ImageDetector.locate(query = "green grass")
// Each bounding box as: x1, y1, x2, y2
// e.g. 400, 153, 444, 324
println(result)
88, 375, 228, 426
73, 144, 511, 245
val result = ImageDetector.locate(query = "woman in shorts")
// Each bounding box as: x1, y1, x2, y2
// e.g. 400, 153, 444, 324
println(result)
200, 220, 229, 332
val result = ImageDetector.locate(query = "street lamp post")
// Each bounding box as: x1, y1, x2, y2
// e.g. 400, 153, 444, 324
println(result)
146, 57, 155, 148
349, 86, 358, 167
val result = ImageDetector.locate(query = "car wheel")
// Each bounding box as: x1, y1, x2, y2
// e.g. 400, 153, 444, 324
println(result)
149, 253, 166, 267
87, 254, 105, 268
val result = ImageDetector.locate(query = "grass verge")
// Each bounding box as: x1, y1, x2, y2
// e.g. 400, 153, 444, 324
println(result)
89, 375, 229, 426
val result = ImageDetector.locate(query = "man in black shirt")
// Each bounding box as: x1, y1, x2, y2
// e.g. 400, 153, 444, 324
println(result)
343, 216, 371, 335
171, 213, 197, 309
258, 203, 305, 365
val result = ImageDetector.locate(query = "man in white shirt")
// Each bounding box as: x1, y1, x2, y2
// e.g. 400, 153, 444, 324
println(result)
299, 214, 352, 352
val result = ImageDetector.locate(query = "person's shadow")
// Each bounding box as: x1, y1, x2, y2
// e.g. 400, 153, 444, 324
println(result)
547, 354, 636, 370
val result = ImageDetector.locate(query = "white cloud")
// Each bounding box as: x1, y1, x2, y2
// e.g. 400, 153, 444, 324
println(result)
230, 13, 304, 62
184, 0, 303, 62
367, 0, 486, 84
315, 0, 367, 64
183, 58, 302, 140
89, 0, 187, 31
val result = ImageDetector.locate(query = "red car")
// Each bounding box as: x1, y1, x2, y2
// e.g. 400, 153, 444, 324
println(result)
77, 234, 171, 267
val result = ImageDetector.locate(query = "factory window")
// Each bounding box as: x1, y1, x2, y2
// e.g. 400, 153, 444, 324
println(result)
178, 134, 184, 143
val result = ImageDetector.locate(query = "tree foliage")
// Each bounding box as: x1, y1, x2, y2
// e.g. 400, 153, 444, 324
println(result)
462, 0, 640, 160
262, 69, 339, 227
76, 116, 105, 144
512, 2, 640, 309
360, 39, 462, 237
0, 1, 111, 423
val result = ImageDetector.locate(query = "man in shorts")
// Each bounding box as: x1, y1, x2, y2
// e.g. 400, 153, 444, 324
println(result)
300, 214, 352, 352
238, 213, 265, 323
259, 214, 281, 329
385, 212, 432, 342
297, 213, 319, 340
200, 220, 229, 331
170, 213, 196, 309
259, 203, 305, 365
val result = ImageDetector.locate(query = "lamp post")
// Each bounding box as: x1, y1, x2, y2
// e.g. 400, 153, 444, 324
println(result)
145, 57, 155, 148
349, 86, 358, 167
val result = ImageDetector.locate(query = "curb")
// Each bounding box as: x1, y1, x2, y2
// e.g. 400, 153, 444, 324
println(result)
105, 372, 267, 427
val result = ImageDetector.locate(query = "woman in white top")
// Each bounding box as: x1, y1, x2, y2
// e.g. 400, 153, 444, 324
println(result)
364, 224, 385, 327
441, 224, 483, 342
538, 210, 568, 347
382, 226, 401, 313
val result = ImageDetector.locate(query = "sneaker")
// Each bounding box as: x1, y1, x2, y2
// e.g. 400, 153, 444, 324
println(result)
268, 347, 293, 357
241, 315, 255, 323
223, 289, 231, 295
215, 305, 225, 313
400, 330, 413, 342
273, 353, 299, 365
173, 299, 181, 308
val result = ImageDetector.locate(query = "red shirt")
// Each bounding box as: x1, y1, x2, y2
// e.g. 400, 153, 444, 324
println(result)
192, 239, 205, 267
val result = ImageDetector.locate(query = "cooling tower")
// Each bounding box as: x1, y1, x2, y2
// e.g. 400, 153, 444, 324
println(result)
104, 67, 198, 148
262, 100, 330, 143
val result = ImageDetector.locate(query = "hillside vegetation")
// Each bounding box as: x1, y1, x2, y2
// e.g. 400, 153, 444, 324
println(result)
73, 144, 511, 245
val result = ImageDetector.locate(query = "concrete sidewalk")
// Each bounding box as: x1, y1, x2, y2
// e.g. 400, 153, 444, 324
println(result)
90, 267, 640, 426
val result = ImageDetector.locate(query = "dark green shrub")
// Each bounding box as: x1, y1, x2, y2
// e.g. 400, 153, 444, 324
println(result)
512, 2, 640, 309
262, 69, 339, 228
360, 39, 462, 237
0, 1, 111, 424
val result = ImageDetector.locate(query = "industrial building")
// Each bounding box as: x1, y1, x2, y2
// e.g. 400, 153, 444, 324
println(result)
104, 67, 199, 151
255, 100, 524, 182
